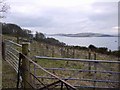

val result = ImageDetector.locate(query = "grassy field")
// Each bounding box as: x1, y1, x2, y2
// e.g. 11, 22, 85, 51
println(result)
2, 35, 119, 88
28, 36, 119, 88
3, 35, 118, 60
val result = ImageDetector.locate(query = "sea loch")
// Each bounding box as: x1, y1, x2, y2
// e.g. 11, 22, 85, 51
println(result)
47, 36, 118, 51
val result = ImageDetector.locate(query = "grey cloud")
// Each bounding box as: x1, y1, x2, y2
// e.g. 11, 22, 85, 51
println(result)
84, 2, 118, 33
5, 12, 55, 27
89, 2, 117, 21
5, 7, 74, 28
4, 1, 118, 34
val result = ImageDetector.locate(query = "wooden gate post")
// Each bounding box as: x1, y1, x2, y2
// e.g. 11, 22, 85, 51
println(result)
119, 54, 120, 88
2, 42, 5, 60
21, 42, 30, 88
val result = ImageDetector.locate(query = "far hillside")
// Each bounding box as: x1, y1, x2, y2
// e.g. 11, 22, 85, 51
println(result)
2, 23, 65, 46
48, 33, 117, 37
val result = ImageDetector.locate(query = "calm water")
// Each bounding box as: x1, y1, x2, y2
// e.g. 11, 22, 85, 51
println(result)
47, 36, 118, 51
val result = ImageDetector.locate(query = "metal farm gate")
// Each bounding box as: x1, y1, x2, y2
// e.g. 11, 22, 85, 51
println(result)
3, 40, 76, 89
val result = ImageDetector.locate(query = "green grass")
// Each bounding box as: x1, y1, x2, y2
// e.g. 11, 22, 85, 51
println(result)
2, 35, 119, 88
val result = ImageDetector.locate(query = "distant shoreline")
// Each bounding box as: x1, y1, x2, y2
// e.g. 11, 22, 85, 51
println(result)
47, 33, 118, 38
48, 35, 118, 38
47, 35, 118, 51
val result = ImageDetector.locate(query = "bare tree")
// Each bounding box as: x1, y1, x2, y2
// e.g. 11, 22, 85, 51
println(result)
0, 0, 10, 18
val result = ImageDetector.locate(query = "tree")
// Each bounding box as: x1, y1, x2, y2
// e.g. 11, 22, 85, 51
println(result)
45, 37, 66, 46
2, 23, 22, 35
35, 32, 46, 41
0, 0, 10, 18
88, 44, 97, 51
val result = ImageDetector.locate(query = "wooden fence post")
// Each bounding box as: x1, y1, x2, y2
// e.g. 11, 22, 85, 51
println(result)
46, 44, 48, 56
2, 42, 5, 60
66, 47, 69, 58
60, 47, 63, 58
88, 50, 91, 74
94, 52, 96, 60
52, 46, 54, 57
72, 48, 75, 58
21, 43, 30, 88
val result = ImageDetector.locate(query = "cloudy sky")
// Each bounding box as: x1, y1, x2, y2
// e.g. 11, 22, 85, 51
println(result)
3, 0, 119, 34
